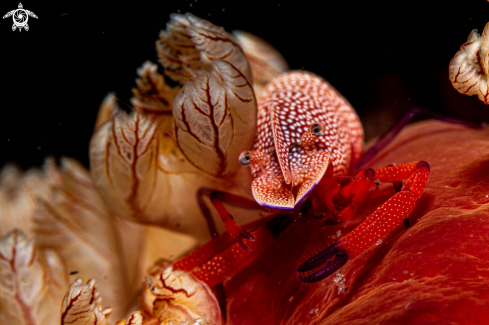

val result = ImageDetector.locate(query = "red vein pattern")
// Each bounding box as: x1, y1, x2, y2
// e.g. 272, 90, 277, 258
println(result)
173, 59, 257, 177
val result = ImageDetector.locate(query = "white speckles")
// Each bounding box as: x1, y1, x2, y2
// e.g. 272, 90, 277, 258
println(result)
251, 71, 363, 208
334, 272, 348, 294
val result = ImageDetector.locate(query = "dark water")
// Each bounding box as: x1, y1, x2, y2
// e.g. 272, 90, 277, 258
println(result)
2, 0, 489, 170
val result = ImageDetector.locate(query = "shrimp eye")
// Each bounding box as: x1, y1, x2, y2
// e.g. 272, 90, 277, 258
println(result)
311, 123, 324, 136
239, 151, 251, 166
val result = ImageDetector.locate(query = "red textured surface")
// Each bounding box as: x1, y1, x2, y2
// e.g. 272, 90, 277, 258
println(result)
224, 121, 489, 324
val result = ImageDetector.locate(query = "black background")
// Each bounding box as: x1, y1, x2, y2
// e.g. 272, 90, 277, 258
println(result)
2, 0, 489, 170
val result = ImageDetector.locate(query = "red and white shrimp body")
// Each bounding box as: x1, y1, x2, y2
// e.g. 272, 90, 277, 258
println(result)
245, 71, 363, 209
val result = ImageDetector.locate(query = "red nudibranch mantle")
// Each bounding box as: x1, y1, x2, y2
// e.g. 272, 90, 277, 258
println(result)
222, 121, 489, 324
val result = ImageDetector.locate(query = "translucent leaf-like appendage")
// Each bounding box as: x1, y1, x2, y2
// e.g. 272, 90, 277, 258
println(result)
186, 13, 253, 84
131, 61, 180, 117
449, 23, 489, 104
157, 14, 200, 84
174, 59, 257, 177
0, 230, 68, 325
141, 261, 221, 325
61, 278, 111, 325
233, 30, 289, 97
157, 13, 252, 85
33, 157, 133, 321
90, 109, 163, 223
